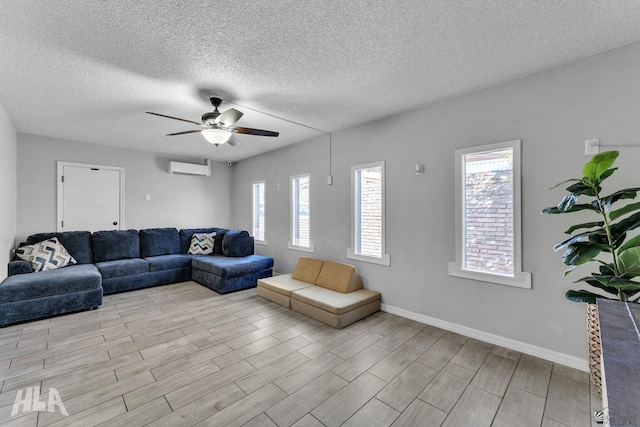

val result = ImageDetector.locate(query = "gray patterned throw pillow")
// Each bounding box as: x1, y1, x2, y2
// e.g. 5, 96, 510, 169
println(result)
188, 232, 216, 255
15, 237, 77, 272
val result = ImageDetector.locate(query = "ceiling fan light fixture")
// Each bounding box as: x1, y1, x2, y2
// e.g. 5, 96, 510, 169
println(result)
201, 128, 232, 145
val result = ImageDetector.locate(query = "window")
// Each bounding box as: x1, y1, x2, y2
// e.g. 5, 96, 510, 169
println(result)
348, 161, 390, 266
449, 139, 531, 288
289, 174, 313, 251
251, 181, 266, 243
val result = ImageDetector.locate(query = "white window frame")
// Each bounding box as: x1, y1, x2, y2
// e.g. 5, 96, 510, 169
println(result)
448, 139, 531, 289
288, 173, 314, 252
347, 161, 390, 266
251, 180, 267, 245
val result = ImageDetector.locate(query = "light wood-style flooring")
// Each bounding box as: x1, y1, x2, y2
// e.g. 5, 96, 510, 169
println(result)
0, 281, 600, 426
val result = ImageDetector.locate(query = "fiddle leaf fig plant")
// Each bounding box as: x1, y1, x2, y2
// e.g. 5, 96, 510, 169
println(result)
542, 150, 640, 303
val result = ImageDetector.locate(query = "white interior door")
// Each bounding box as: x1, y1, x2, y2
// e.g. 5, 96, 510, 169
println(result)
57, 162, 124, 232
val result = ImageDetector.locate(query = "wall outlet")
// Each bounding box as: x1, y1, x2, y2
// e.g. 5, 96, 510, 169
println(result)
585, 139, 600, 155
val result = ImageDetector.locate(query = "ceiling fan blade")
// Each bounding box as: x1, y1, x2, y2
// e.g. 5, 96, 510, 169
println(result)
227, 135, 240, 146
215, 108, 243, 127
146, 112, 202, 126
234, 127, 279, 137
166, 129, 202, 136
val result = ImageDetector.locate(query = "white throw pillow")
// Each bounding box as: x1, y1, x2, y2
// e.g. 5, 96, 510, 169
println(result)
188, 232, 216, 255
15, 237, 77, 272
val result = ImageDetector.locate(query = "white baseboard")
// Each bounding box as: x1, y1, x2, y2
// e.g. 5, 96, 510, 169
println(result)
380, 303, 588, 372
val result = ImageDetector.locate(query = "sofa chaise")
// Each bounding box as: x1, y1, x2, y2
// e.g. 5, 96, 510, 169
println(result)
257, 256, 380, 328
0, 227, 273, 327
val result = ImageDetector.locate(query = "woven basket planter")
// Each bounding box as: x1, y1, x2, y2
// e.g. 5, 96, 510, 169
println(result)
587, 303, 602, 398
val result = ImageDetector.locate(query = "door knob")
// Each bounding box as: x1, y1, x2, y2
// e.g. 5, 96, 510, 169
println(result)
113, 222, 118, 226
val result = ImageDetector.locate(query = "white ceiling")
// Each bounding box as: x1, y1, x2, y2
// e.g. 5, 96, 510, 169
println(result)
2, 1, 640, 162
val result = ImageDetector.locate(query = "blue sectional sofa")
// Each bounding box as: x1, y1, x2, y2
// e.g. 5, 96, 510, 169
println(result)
0, 227, 273, 327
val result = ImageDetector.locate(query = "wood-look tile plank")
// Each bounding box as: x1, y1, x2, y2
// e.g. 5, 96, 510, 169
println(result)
368, 344, 423, 382
492, 385, 546, 427
266, 371, 348, 427
298, 330, 352, 359
147, 383, 245, 427
194, 324, 257, 350
332, 344, 390, 382
543, 372, 591, 427
138, 329, 212, 359
212, 336, 281, 369
94, 396, 172, 427
2, 411, 38, 427
376, 362, 438, 412
440, 385, 501, 427
107, 329, 185, 359
390, 399, 447, 427
124, 360, 219, 409
375, 324, 423, 351
449, 338, 493, 372
470, 352, 517, 397
115, 343, 202, 379
165, 360, 255, 410
47, 397, 126, 427
193, 383, 286, 427
418, 362, 475, 413
311, 372, 387, 427
235, 351, 310, 394
243, 412, 278, 427
415, 338, 463, 371
274, 352, 345, 395
219, 324, 283, 350
330, 331, 384, 360
342, 397, 400, 427
150, 342, 230, 380
290, 414, 325, 427
509, 354, 553, 397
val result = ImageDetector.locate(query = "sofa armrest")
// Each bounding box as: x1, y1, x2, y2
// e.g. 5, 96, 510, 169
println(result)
8, 260, 33, 276
222, 230, 254, 257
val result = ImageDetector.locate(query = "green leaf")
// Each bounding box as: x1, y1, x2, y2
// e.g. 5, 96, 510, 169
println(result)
565, 181, 597, 197
557, 194, 579, 212
599, 188, 640, 212
562, 243, 604, 268
574, 276, 618, 295
617, 235, 640, 254
592, 274, 640, 291
610, 211, 640, 242
549, 178, 581, 190
541, 204, 599, 215
564, 221, 604, 234
553, 229, 607, 252
609, 202, 640, 221
597, 167, 617, 184
618, 247, 640, 277
582, 151, 619, 181
565, 290, 608, 304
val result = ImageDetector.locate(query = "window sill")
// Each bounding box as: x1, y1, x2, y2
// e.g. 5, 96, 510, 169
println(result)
347, 249, 390, 266
254, 239, 268, 246
448, 262, 531, 289
288, 242, 314, 253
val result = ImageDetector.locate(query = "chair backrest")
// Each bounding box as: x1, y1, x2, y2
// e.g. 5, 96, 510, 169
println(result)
291, 257, 324, 284
315, 261, 362, 293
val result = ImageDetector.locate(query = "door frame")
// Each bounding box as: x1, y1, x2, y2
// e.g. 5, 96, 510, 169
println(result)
56, 161, 126, 232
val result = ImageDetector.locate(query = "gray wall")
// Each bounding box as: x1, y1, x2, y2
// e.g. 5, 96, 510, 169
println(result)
231, 41, 640, 363
0, 103, 17, 281
16, 134, 232, 242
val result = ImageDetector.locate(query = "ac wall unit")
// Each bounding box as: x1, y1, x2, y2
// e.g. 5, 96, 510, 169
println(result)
168, 159, 211, 177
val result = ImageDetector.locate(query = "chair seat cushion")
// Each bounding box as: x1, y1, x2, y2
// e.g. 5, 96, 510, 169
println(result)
0, 264, 102, 303
145, 254, 197, 272
257, 274, 315, 297
95, 258, 149, 279
291, 286, 380, 315
192, 255, 273, 278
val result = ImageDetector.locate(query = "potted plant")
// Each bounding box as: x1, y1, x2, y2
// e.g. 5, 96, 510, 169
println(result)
542, 150, 640, 396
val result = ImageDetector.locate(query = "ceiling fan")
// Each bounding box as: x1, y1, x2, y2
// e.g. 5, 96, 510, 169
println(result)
146, 97, 279, 146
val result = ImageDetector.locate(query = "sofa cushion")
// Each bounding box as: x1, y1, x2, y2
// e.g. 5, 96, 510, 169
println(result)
291, 286, 380, 315
213, 229, 227, 255
257, 274, 315, 297
92, 229, 140, 262
95, 258, 149, 279
26, 231, 93, 264
188, 232, 216, 255
15, 237, 77, 272
192, 254, 273, 278
0, 264, 102, 303
315, 261, 362, 293
139, 228, 180, 257
291, 257, 324, 284
179, 228, 222, 254
222, 230, 254, 257
145, 254, 197, 272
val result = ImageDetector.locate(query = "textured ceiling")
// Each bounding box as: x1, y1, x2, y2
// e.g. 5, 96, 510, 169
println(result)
2, 1, 640, 162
